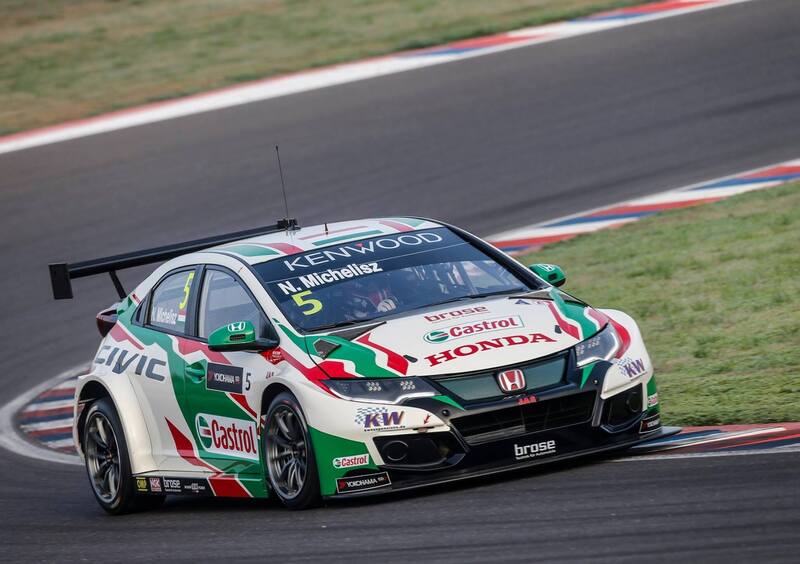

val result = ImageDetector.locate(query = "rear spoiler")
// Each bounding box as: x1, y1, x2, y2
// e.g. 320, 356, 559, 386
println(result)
49, 218, 298, 300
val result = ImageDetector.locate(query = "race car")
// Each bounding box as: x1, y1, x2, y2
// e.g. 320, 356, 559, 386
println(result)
49, 217, 670, 513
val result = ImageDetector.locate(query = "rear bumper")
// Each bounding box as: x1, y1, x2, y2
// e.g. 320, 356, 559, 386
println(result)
327, 420, 679, 499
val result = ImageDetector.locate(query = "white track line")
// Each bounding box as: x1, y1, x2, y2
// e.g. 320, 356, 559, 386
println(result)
0, 365, 86, 466
617, 445, 800, 462
21, 398, 75, 412
0, 0, 755, 156
18, 418, 74, 432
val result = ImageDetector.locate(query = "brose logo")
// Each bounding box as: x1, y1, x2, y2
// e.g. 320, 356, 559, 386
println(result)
423, 316, 523, 344
514, 439, 557, 460
196, 413, 258, 460
425, 306, 488, 323
332, 453, 370, 469
162, 478, 181, 493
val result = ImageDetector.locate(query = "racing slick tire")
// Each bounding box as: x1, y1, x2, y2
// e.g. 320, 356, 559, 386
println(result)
82, 398, 165, 515
264, 392, 321, 510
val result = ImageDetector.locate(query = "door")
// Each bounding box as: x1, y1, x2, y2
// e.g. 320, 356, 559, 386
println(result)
183, 267, 274, 475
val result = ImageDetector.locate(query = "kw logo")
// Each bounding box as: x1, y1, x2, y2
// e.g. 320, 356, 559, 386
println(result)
619, 358, 646, 379
354, 408, 405, 431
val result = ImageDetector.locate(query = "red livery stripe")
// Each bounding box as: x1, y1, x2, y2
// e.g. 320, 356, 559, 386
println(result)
546, 302, 581, 340
176, 337, 228, 364
355, 332, 409, 375
109, 323, 144, 350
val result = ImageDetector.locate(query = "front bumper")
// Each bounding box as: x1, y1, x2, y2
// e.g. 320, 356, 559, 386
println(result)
328, 421, 677, 498
327, 371, 671, 499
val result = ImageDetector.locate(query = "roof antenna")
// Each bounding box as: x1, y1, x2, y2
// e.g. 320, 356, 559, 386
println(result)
274, 145, 297, 231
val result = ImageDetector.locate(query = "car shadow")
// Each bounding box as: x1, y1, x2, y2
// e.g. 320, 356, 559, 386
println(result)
148, 448, 629, 514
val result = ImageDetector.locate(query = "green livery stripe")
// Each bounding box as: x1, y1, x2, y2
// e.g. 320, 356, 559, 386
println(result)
432, 394, 464, 410
579, 364, 595, 388
277, 322, 398, 378
217, 244, 279, 257
276, 321, 306, 349
319, 335, 397, 378
549, 288, 599, 340
311, 229, 384, 246
235, 475, 268, 498
389, 217, 427, 228
309, 426, 376, 496
647, 374, 660, 414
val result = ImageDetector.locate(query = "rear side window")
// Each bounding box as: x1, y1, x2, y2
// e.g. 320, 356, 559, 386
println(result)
148, 269, 197, 333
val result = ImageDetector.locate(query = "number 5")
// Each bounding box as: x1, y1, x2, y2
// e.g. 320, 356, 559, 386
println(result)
292, 290, 323, 316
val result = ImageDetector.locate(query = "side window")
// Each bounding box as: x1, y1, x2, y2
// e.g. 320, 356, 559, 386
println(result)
148, 269, 197, 333
198, 270, 269, 339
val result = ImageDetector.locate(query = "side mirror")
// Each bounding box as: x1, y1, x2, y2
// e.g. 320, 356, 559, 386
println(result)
529, 263, 566, 287
208, 320, 278, 351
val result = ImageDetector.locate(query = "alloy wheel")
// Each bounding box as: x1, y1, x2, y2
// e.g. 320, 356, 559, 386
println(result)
266, 405, 308, 500
84, 412, 120, 503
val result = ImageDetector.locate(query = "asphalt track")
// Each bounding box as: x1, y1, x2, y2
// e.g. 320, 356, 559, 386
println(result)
1, 0, 799, 561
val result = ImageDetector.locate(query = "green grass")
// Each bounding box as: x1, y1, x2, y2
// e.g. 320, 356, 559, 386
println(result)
519, 183, 800, 426
0, 0, 645, 133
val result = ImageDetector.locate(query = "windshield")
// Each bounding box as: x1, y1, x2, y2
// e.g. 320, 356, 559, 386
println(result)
254, 227, 534, 332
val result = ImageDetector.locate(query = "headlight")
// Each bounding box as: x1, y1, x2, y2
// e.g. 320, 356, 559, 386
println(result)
325, 377, 437, 404
575, 324, 619, 367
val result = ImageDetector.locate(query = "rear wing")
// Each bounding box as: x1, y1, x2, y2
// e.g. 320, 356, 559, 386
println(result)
49, 219, 298, 300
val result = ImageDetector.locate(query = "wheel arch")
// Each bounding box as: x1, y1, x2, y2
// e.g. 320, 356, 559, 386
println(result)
74, 380, 112, 455
259, 382, 294, 416
72, 374, 158, 473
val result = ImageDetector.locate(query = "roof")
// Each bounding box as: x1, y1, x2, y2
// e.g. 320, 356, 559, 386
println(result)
209, 217, 443, 265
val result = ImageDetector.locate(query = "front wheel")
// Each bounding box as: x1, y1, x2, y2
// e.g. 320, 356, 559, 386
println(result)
82, 398, 165, 514
264, 392, 321, 510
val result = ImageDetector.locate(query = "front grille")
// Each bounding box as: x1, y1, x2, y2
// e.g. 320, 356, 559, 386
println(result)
450, 391, 595, 445
434, 354, 567, 403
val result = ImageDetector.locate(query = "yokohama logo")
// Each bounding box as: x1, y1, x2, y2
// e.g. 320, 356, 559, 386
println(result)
196, 413, 258, 460
425, 333, 557, 366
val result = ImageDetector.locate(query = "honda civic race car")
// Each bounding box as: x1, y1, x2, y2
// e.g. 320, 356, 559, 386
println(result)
49, 217, 670, 513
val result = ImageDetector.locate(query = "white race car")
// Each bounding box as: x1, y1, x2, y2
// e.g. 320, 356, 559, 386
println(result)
49, 217, 668, 513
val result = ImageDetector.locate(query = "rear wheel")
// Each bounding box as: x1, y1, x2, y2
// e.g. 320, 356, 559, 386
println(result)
82, 398, 165, 514
264, 392, 321, 510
